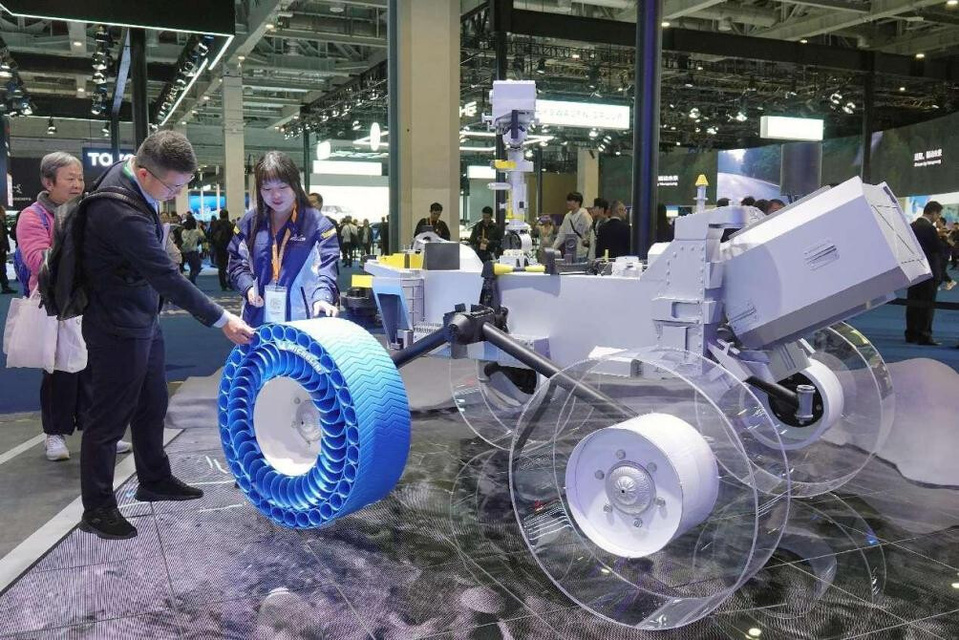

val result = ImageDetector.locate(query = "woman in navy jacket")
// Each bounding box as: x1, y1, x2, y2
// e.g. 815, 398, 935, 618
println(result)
228, 152, 340, 327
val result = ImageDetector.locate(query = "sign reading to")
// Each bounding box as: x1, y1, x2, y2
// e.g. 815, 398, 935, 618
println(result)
82, 148, 134, 170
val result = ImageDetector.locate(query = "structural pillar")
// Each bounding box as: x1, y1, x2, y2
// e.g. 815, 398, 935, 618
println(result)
172, 124, 190, 214
129, 29, 149, 148
576, 147, 599, 203
395, 0, 461, 244
491, 0, 509, 230
222, 64, 246, 219
860, 53, 875, 183
631, 0, 662, 257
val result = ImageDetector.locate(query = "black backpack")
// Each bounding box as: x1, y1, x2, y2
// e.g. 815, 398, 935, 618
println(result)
37, 187, 152, 320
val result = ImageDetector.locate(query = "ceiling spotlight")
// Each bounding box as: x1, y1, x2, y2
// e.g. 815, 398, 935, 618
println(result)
92, 53, 109, 71
661, 21, 671, 28
799, 38, 809, 44
949, 0, 959, 7
842, 101, 856, 114
689, 107, 701, 119
829, 91, 843, 105
675, 141, 681, 146
21, 102, 32, 116
588, 128, 599, 138
265, 23, 276, 31
536, 58, 547, 75
539, 140, 548, 147
707, 126, 718, 135
899, 86, 906, 91
77, 86, 86, 94
571, 52, 580, 59
47, 117, 57, 134
684, 74, 695, 88
94, 26, 110, 44
916, 52, 926, 59
101, 122, 110, 134
735, 111, 748, 122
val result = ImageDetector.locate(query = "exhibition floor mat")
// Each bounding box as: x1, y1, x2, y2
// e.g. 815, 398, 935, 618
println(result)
1, 392, 958, 638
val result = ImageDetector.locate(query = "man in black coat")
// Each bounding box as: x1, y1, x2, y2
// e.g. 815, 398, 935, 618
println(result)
905, 200, 943, 346
414, 202, 451, 240
80, 130, 253, 539
468, 206, 502, 261
595, 200, 631, 260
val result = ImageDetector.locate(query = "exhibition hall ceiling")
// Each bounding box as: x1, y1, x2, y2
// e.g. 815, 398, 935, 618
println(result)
3, 0, 959, 152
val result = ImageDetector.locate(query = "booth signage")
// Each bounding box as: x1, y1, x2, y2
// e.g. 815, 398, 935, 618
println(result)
536, 100, 631, 130
913, 148, 943, 168
82, 148, 135, 171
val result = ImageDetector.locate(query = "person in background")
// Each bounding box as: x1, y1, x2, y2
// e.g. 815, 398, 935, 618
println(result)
655, 203, 673, 243
741, 196, 756, 207
358, 219, 373, 257
469, 206, 502, 262
180, 217, 205, 285
159, 212, 183, 269
228, 151, 340, 328
553, 192, 592, 260
935, 217, 955, 291
754, 199, 770, 214
0, 204, 14, 294
767, 199, 786, 214
379, 216, 389, 255
716, 198, 730, 207
210, 209, 234, 291
339, 216, 357, 267
536, 215, 556, 249
905, 201, 944, 346
414, 202, 451, 240
596, 199, 631, 260
17, 152, 132, 462
950, 221, 959, 269
588, 198, 610, 260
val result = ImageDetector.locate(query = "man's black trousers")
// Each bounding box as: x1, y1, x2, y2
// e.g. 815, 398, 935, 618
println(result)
905, 278, 938, 342
80, 323, 171, 512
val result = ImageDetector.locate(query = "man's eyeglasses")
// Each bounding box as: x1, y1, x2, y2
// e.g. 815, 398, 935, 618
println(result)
143, 165, 198, 194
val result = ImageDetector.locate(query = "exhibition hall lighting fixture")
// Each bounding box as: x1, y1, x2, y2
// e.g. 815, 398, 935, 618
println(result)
900, 86, 906, 91
47, 117, 57, 134
949, 0, 958, 7
706, 126, 718, 135
842, 101, 856, 114
799, 38, 808, 44
916, 52, 926, 59
536, 58, 547, 75
829, 91, 843, 105
684, 74, 695, 88
588, 128, 599, 138
661, 21, 671, 28
735, 111, 748, 122
157, 34, 216, 125
689, 107, 701, 119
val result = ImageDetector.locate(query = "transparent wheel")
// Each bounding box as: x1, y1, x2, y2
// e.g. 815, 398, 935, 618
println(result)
750, 322, 892, 497
509, 348, 791, 630
450, 357, 541, 449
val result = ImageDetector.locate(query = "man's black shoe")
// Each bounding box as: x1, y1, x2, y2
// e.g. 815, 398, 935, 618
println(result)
80, 506, 137, 540
135, 476, 204, 502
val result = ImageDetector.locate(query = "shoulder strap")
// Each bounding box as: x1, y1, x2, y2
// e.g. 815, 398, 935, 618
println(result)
85, 187, 157, 219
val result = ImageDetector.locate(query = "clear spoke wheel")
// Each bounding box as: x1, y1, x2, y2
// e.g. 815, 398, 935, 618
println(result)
509, 348, 790, 630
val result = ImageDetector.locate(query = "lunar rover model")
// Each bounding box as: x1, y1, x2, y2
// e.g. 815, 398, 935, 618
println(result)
217, 81, 930, 629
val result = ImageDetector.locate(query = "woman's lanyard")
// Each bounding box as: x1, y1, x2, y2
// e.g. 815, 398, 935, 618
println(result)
269, 203, 298, 283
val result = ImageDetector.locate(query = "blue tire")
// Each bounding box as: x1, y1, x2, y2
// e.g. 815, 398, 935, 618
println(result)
218, 318, 411, 528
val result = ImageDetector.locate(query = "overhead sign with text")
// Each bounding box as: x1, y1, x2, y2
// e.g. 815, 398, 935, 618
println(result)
82, 148, 135, 171
536, 100, 631, 130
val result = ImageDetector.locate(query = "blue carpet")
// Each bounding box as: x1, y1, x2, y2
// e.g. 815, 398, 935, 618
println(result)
1, 264, 957, 414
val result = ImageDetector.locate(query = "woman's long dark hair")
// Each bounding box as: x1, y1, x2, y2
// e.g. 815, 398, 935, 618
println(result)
248, 151, 312, 253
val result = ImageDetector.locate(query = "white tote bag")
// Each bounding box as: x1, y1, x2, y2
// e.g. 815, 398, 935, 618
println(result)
54, 317, 87, 373
3, 291, 58, 372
